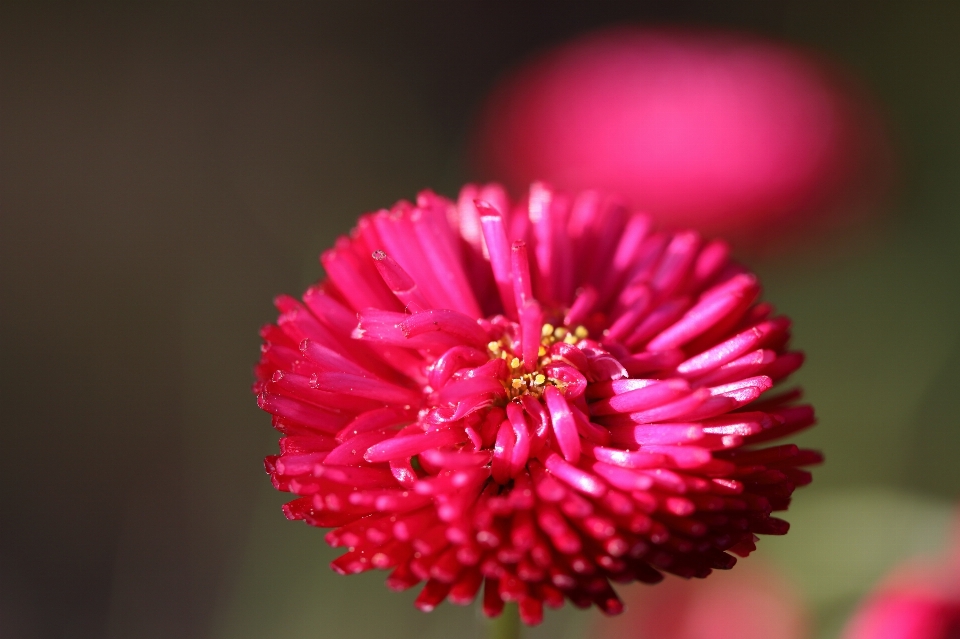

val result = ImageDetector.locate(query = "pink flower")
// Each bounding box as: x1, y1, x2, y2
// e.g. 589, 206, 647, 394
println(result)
590, 560, 808, 639
471, 27, 891, 249
254, 182, 819, 625
842, 520, 960, 639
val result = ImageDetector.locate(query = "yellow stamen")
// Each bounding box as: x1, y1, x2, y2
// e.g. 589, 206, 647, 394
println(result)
574, 325, 589, 339
510, 357, 521, 369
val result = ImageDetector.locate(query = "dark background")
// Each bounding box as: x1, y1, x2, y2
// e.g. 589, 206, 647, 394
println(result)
2, 3, 960, 638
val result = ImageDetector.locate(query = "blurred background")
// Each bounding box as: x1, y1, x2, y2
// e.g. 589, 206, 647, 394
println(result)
2, 2, 960, 638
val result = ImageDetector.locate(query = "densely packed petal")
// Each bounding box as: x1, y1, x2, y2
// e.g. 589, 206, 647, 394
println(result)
254, 183, 819, 624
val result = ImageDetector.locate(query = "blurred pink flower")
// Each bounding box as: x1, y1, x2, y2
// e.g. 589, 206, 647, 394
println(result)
842, 517, 960, 639
591, 560, 809, 639
472, 27, 891, 249
254, 183, 819, 624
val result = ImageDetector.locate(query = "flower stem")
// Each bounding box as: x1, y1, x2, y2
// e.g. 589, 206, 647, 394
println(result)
488, 604, 521, 639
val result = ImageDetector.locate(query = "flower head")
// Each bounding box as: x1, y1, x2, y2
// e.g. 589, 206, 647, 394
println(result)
471, 27, 892, 249
592, 560, 809, 639
842, 515, 960, 639
254, 183, 819, 625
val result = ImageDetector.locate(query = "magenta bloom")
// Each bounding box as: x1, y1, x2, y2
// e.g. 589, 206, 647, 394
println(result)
254, 183, 818, 625
592, 561, 808, 639
472, 28, 890, 248
842, 526, 960, 639
845, 589, 960, 639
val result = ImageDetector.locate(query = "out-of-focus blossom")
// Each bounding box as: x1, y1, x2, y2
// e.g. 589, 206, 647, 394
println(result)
591, 560, 808, 639
253, 183, 819, 624
842, 517, 960, 639
472, 27, 891, 249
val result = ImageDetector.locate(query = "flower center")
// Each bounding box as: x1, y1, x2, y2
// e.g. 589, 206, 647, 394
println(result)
487, 323, 590, 400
